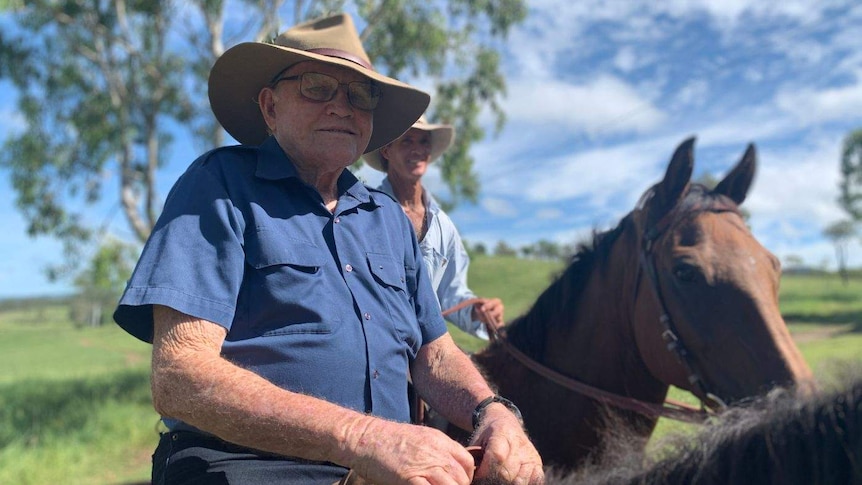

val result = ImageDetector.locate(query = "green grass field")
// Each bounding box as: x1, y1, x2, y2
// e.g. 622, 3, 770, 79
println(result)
1, 258, 861, 484
0, 305, 156, 484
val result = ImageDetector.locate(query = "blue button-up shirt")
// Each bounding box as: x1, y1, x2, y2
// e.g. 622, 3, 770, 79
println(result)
378, 177, 486, 339
114, 138, 448, 430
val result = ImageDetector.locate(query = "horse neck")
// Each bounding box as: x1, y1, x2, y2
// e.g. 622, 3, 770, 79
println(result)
478, 218, 669, 405
567, 224, 666, 395
473, 224, 670, 467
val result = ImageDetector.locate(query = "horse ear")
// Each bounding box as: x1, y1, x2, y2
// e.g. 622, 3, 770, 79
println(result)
649, 137, 695, 221
714, 143, 756, 205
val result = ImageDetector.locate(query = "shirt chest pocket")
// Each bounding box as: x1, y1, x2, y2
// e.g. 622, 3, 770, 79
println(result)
367, 252, 406, 291
421, 246, 448, 290
366, 252, 420, 345
242, 229, 336, 336
246, 232, 325, 275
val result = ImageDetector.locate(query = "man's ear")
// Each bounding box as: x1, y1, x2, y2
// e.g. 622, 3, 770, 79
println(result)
258, 88, 277, 131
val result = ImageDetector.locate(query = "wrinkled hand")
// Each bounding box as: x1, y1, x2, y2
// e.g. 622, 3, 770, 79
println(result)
346, 417, 476, 485
472, 298, 505, 330
469, 404, 544, 485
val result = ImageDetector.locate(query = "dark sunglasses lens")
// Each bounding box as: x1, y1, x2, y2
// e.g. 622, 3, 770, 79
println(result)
348, 83, 381, 111
300, 73, 339, 101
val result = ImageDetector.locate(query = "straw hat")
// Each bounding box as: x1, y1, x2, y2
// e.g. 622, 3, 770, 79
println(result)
208, 13, 430, 152
362, 116, 455, 172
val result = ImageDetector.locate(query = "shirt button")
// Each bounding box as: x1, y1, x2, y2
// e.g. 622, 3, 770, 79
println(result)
345, 264, 353, 272
364, 312, 371, 320
373, 369, 380, 379
334, 217, 341, 224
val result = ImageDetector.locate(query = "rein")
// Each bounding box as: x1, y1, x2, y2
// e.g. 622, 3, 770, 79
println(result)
443, 299, 710, 424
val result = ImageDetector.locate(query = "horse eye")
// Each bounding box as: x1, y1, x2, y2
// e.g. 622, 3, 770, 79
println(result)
673, 263, 699, 283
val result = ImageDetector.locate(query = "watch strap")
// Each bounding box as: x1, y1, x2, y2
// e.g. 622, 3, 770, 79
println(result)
471, 395, 523, 429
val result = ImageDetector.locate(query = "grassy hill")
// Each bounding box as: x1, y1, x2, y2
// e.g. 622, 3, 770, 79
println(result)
2, 257, 861, 483
447, 255, 563, 352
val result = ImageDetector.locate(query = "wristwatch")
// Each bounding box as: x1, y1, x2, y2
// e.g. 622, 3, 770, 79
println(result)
472, 395, 524, 430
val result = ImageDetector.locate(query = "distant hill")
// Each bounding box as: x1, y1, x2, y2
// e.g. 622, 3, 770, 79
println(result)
0, 294, 74, 311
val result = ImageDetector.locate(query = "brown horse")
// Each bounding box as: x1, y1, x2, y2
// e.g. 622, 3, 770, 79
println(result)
469, 137, 814, 469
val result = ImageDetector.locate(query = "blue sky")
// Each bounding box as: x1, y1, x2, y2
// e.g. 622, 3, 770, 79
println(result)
1, 1, 862, 297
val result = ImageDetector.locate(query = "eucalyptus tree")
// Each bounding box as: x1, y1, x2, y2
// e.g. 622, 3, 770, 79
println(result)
839, 128, 862, 221
823, 219, 856, 285
0, 0, 526, 279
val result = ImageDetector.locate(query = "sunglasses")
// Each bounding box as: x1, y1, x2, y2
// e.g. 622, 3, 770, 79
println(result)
272, 72, 382, 111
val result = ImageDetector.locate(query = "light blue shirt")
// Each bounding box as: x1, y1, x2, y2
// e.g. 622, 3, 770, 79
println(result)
379, 177, 488, 339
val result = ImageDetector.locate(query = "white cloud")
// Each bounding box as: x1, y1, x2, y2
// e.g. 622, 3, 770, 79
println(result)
535, 208, 564, 220
696, 116, 796, 147
774, 76, 862, 125
661, 0, 835, 29
748, 136, 847, 224
504, 75, 666, 137
613, 47, 639, 73
502, 138, 676, 209
481, 197, 518, 217
674, 79, 710, 108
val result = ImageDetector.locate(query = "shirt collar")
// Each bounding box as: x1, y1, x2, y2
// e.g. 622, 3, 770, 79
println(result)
254, 137, 374, 205
255, 137, 300, 181
339, 169, 374, 205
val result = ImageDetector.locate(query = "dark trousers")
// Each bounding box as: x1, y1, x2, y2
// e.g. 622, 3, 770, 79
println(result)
152, 431, 349, 485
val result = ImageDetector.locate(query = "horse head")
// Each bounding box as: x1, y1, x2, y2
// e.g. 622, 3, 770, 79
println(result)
470, 137, 814, 469
631, 137, 813, 407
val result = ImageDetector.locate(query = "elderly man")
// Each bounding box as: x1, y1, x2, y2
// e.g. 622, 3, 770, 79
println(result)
113, 13, 543, 485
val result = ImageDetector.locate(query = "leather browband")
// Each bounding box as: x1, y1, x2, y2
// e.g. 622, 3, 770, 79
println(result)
307, 48, 373, 70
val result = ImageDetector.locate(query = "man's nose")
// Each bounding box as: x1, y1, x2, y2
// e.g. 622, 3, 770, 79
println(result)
411, 145, 431, 158
326, 85, 354, 115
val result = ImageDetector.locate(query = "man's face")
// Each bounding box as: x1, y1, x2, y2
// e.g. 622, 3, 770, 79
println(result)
380, 128, 432, 182
260, 60, 374, 172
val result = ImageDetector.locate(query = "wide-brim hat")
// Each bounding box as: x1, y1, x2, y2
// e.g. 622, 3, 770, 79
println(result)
362, 115, 455, 172
208, 13, 430, 153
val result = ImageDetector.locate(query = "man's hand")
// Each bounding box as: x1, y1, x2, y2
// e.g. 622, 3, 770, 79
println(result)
471, 298, 505, 330
345, 416, 477, 485
469, 404, 544, 485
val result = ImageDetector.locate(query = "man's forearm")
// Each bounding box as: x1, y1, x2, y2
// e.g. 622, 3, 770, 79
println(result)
151, 306, 368, 467
410, 333, 496, 431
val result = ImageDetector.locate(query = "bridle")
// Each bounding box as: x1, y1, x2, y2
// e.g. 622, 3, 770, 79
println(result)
444, 198, 743, 424
638, 202, 732, 412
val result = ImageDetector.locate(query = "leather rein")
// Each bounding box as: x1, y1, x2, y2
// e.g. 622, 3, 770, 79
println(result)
443, 203, 740, 424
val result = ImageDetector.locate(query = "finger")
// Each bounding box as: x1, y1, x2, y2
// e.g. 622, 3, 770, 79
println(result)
511, 460, 543, 485
466, 445, 484, 470
476, 306, 494, 326
474, 442, 509, 481
529, 466, 546, 485
453, 447, 476, 485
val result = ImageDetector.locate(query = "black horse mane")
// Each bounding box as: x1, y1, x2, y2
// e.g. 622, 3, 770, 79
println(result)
547, 372, 862, 485
504, 183, 741, 360
503, 213, 631, 359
